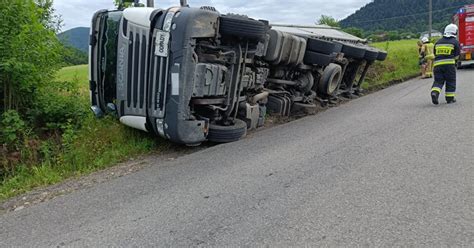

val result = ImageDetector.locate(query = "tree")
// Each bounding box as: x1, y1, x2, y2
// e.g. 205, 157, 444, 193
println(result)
0, 1, 62, 113
35, 0, 63, 33
113, 0, 144, 9
343, 27, 364, 38
387, 31, 401, 41
1, 0, 88, 177
63, 46, 88, 66
318, 15, 340, 28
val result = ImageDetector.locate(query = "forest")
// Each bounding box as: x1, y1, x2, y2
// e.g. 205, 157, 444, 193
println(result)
340, 0, 472, 33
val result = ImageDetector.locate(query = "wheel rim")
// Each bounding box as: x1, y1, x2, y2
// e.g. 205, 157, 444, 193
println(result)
328, 71, 341, 94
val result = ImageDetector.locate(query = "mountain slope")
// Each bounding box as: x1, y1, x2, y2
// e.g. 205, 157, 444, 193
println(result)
340, 0, 472, 33
58, 27, 90, 52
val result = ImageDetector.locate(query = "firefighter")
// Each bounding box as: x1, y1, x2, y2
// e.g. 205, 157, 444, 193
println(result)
431, 24, 461, 105
421, 37, 435, 78
418, 40, 427, 77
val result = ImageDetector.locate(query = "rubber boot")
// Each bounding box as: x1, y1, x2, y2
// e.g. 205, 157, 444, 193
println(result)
446, 97, 457, 104
431, 91, 439, 105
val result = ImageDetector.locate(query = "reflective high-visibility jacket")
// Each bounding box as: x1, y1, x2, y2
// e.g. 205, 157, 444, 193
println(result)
422, 43, 435, 60
434, 37, 460, 67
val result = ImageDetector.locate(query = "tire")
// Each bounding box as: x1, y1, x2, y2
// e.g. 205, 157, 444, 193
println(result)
207, 119, 247, 143
307, 38, 341, 55
364, 47, 379, 61
318, 63, 342, 95
304, 51, 336, 66
338, 42, 366, 59
377, 50, 388, 61
219, 14, 268, 40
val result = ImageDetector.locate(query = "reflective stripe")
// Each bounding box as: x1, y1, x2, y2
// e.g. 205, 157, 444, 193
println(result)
436, 45, 455, 49
446, 93, 456, 97
431, 87, 442, 93
436, 44, 455, 48
434, 59, 455, 67
435, 44, 455, 55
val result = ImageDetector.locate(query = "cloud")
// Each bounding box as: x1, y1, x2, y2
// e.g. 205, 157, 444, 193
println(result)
54, 0, 372, 31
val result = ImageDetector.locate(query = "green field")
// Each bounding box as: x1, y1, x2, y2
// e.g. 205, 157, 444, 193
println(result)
0, 39, 421, 201
56, 64, 88, 83
56, 65, 89, 96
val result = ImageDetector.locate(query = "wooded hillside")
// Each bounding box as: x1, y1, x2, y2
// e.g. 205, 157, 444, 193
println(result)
340, 0, 472, 33
58, 27, 90, 52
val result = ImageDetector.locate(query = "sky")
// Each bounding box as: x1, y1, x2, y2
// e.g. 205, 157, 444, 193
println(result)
54, 0, 373, 31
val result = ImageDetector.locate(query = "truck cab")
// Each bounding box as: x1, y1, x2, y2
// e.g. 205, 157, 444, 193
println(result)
91, 6, 223, 145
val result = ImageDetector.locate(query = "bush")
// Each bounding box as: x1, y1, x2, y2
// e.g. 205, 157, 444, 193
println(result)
0, 110, 30, 178
0, 110, 27, 148
30, 79, 88, 131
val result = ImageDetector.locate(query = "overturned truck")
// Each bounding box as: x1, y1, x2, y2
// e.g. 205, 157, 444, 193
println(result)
90, 2, 387, 145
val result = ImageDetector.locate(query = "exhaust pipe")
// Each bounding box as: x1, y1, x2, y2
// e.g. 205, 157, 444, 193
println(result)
180, 0, 188, 7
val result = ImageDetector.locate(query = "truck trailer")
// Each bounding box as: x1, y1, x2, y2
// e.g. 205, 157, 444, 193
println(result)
89, 1, 387, 145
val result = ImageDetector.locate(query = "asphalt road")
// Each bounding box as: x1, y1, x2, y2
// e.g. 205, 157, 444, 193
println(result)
1, 70, 473, 247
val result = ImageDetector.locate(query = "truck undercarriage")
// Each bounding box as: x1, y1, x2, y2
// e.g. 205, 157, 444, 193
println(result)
90, 3, 387, 145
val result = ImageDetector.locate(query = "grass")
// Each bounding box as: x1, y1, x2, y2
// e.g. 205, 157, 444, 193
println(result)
56, 64, 89, 83
363, 39, 420, 90
0, 116, 166, 200
0, 65, 167, 201
56, 64, 89, 96
0, 39, 422, 202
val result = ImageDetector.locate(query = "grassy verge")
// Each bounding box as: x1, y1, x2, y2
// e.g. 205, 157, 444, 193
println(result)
0, 39, 421, 202
0, 65, 168, 201
363, 39, 420, 90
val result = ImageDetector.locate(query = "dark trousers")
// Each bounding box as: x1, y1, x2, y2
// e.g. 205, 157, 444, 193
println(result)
431, 64, 457, 99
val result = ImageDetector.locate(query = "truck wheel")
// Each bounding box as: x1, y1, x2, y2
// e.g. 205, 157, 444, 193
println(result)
304, 51, 336, 66
377, 50, 388, 61
339, 42, 366, 59
219, 14, 268, 40
307, 38, 342, 55
318, 63, 342, 95
207, 119, 247, 143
